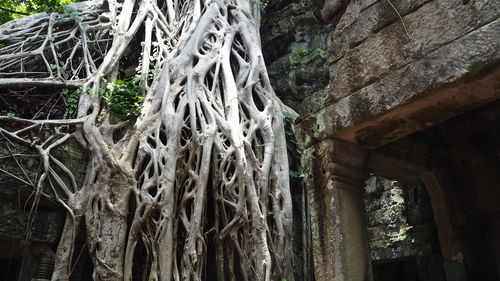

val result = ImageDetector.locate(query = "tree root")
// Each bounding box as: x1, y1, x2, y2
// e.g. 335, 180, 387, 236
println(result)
0, 0, 294, 280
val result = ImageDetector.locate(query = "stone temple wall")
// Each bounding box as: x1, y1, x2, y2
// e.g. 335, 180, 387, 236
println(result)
261, 0, 500, 280
0, 136, 86, 280
261, 0, 332, 109
364, 176, 445, 281
297, 0, 500, 148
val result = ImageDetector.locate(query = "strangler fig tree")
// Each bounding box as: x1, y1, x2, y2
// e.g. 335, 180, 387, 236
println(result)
0, 0, 294, 280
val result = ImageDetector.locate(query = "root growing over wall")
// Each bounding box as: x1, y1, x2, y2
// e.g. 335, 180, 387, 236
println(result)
0, 0, 294, 280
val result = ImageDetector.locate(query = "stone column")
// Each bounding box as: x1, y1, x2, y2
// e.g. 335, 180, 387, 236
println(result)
303, 139, 373, 281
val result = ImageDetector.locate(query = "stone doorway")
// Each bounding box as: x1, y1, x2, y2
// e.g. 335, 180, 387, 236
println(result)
372, 257, 419, 281
366, 100, 500, 281
364, 177, 445, 281
301, 100, 500, 281
0, 257, 21, 281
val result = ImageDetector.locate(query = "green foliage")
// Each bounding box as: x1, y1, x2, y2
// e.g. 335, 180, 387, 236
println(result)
0, 108, 18, 118
283, 111, 304, 180
62, 76, 144, 121
58, 5, 87, 28
289, 2, 306, 12
63, 88, 81, 119
0, 0, 75, 25
295, 49, 309, 56
103, 78, 144, 120
257, 0, 270, 22
294, 48, 330, 59
50, 57, 71, 80
259, 0, 270, 11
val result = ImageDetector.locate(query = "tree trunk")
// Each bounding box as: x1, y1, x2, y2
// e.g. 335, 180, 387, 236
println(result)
86, 168, 134, 281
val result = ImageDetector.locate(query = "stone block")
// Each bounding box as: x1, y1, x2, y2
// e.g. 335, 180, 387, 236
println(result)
267, 49, 331, 108
302, 139, 372, 281
364, 175, 378, 194
0, 201, 63, 243
367, 225, 390, 241
331, 0, 431, 61
364, 196, 381, 212
261, 1, 333, 108
366, 204, 405, 226
328, 0, 500, 103
0, 134, 86, 198
298, 18, 500, 148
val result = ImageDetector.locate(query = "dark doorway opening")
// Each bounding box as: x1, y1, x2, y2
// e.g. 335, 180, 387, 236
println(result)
0, 257, 20, 281
373, 257, 419, 281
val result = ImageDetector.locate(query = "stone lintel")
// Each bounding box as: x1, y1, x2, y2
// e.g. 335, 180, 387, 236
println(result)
330, 163, 368, 192
366, 136, 447, 180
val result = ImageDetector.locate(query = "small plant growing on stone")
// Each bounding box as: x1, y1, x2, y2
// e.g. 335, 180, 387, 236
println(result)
102, 78, 144, 120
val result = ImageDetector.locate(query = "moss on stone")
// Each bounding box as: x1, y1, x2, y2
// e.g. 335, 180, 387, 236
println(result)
315, 108, 326, 133
268, 48, 331, 108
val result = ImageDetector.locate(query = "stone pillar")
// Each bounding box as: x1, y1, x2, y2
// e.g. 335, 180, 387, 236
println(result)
421, 171, 467, 281
303, 139, 373, 281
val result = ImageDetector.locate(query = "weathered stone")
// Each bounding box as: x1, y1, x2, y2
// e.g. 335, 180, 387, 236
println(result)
262, 1, 331, 61
272, 0, 500, 279
367, 204, 405, 226
261, 0, 333, 108
298, 18, 500, 148
328, 0, 500, 103
302, 139, 372, 281
364, 180, 404, 212
268, 49, 331, 108
0, 201, 63, 243
317, 0, 348, 24
367, 225, 385, 241
0, 134, 87, 198
364, 175, 378, 194
364, 178, 439, 266
331, 0, 431, 61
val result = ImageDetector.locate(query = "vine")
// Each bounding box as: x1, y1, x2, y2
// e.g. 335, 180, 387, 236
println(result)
63, 88, 81, 119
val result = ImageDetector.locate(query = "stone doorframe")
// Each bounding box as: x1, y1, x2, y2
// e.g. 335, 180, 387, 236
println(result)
302, 139, 373, 281
296, 1, 499, 278
302, 137, 470, 281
